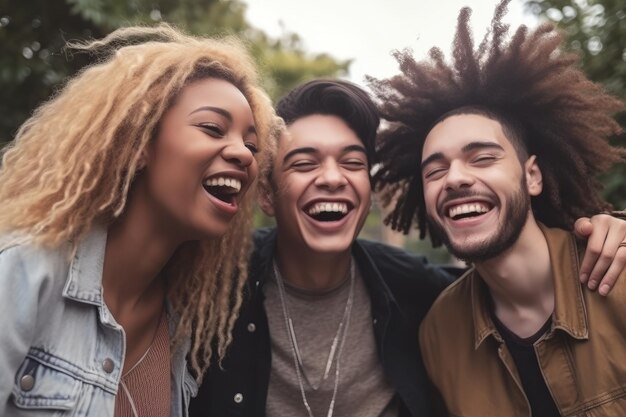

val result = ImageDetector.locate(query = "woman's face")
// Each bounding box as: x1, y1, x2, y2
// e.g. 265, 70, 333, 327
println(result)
138, 77, 259, 241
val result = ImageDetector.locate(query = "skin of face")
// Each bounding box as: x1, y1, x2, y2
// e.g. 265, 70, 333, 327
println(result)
136, 77, 259, 242
261, 114, 371, 256
420, 113, 542, 262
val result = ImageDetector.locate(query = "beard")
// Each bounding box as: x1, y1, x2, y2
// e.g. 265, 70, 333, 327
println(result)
427, 177, 530, 263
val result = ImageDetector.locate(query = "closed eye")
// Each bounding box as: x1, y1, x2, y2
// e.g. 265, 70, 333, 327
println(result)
245, 142, 258, 154
423, 167, 448, 180
342, 160, 367, 170
472, 155, 497, 165
291, 160, 318, 171
195, 123, 224, 138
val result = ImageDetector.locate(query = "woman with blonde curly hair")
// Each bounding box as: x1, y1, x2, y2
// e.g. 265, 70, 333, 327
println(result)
0, 24, 276, 417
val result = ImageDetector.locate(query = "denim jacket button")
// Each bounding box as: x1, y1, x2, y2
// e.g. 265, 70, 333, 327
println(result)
102, 358, 115, 373
234, 393, 243, 404
247, 323, 256, 333
20, 375, 35, 391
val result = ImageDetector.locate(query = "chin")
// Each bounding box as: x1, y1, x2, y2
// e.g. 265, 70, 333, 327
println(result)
304, 236, 354, 255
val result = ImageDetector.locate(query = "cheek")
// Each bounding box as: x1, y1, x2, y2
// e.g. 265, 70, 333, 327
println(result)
350, 172, 372, 200
275, 173, 305, 201
248, 160, 259, 183
422, 183, 439, 214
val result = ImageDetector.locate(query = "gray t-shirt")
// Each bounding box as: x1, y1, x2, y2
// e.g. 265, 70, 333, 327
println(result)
264, 261, 397, 417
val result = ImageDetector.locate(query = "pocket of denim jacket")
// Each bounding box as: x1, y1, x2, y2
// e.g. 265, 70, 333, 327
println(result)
11, 357, 81, 411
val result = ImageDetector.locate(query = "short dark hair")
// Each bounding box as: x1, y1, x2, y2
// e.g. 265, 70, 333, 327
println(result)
275, 79, 380, 165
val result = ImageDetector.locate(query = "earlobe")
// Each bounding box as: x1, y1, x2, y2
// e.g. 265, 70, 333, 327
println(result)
258, 190, 275, 217
136, 149, 148, 171
525, 155, 543, 196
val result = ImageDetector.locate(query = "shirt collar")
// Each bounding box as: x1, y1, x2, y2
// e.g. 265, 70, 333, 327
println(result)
472, 224, 589, 349
62, 224, 108, 306
352, 240, 398, 311
249, 228, 398, 311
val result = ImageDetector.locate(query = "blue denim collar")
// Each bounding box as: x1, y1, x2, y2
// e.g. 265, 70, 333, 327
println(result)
62, 225, 107, 306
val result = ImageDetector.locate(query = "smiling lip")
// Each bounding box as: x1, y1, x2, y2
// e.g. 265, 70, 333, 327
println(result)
202, 170, 249, 215
441, 197, 494, 218
439, 197, 497, 230
302, 198, 355, 231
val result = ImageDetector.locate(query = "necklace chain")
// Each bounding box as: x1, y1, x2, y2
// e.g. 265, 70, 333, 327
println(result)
273, 260, 355, 417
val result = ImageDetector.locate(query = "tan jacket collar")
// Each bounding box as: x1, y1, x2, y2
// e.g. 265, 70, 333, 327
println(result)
471, 224, 589, 350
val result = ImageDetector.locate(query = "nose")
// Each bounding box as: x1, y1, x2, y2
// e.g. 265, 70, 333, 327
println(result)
315, 159, 347, 190
444, 160, 474, 191
222, 138, 255, 168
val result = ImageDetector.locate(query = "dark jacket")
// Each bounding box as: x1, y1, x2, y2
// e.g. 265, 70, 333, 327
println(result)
189, 228, 460, 417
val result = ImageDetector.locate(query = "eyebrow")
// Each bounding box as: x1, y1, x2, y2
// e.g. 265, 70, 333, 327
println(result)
188, 106, 232, 121
344, 144, 368, 155
421, 141, 504, 171
282, 147, 317, 163
282, 144, 368, 164
189, 106, 257, 135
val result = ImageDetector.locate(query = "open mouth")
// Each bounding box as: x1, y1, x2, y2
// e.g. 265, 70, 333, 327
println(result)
203, 176, 242, 205
447, 202, 492, 220
305, 201, 351, 222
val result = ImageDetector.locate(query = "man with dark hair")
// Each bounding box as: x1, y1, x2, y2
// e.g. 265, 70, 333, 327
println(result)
189, 76, 626, 416
370, 0, 626, 415
190, 78, 455, 417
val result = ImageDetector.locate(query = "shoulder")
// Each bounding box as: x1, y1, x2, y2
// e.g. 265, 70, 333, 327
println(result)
0, 238, 70, 296
419, 270, 475, 341
355, 238, 458, 288
1, 238, 62, 270
252, 227, 276, 247
428, 270, 474, 314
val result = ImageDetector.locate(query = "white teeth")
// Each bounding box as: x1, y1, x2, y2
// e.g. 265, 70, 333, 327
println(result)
204, 177, 242, 192
448, 203, 489, 218
307, 202, 349, 216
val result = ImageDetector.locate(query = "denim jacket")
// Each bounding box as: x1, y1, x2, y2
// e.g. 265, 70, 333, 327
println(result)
0, 226, 198, 416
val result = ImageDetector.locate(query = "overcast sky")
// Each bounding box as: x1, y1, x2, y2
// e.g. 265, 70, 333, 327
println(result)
244, 0, 537, 88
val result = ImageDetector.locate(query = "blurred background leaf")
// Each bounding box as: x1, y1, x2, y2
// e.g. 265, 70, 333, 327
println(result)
0, 0, 623, 261
0, 0, 348, 143
525, 0, 626, 209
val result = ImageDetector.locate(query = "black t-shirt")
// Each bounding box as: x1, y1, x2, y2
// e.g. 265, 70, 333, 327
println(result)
492, 314, 561, 417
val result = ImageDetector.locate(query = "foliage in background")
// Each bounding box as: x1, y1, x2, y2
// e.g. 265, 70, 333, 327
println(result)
525, 0, 626, 209
2, 0, 623, 261
0, 0, 349, 142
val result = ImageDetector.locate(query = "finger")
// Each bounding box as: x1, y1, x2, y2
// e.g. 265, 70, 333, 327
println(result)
597, 248, 626, 296
586, 224, 625, 289
573, 217, 593, 239
578, 222, 608, 285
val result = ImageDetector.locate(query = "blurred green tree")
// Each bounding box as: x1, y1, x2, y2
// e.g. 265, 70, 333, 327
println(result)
0, 0, 349, 142
525, 0, 626, 209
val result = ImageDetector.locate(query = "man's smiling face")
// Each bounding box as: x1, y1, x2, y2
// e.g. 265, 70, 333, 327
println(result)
421, 113, 539, 262
263, 114, 371, 255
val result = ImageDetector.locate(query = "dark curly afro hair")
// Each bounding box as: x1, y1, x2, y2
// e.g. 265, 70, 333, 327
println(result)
368, 0, 626, 246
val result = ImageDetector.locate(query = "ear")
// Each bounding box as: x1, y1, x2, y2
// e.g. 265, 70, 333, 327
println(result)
136, 149, 149, 171
258, 187, 275, 217
524, 155, 543, 196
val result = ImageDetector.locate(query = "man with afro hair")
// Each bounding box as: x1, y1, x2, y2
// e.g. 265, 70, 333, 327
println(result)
369, 0, 626, 415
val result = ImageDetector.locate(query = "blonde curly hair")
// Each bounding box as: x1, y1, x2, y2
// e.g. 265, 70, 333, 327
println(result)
0, 24, 278, 381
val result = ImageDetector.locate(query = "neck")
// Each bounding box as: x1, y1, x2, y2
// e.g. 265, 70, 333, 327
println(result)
274, 237, 352, 291
475, 218, 555, 336
102, 191, 182, 313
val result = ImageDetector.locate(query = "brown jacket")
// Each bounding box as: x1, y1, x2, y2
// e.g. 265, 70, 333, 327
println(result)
419, 225, 626, 417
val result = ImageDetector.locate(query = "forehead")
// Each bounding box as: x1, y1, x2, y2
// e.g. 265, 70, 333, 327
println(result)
277, 114, 363, 155
422, 113, 515, 160
175, 77, 253, 117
